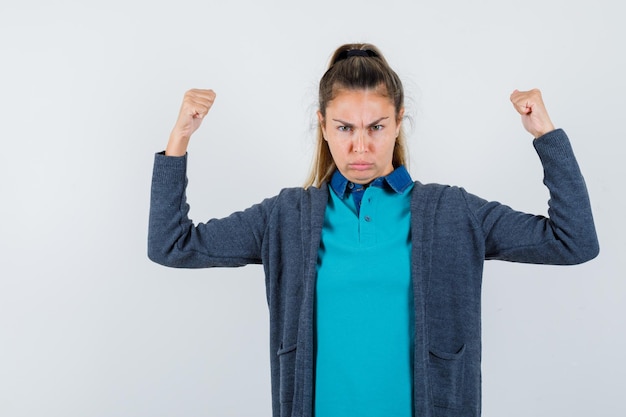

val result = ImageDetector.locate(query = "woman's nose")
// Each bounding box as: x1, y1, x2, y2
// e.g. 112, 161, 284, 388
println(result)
353, 131, 366, 153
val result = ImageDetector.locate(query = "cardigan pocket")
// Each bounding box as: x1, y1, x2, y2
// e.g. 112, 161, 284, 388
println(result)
428, 344, 466, 410
277, 343, 298, 405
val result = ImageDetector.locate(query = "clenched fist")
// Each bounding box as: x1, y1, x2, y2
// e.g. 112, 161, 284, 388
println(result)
166, 89, 216, 156
510, 89, 555, 139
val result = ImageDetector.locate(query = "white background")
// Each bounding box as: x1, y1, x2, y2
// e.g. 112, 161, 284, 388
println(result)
1, 1, 624, 416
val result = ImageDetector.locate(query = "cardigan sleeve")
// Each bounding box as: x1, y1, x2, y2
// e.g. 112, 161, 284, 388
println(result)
147, 152, 276, 268
463, 129, 599, 265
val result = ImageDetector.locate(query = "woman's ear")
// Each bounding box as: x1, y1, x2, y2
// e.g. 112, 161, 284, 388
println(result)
317, 110, 327, 140
396, 107, 405, 135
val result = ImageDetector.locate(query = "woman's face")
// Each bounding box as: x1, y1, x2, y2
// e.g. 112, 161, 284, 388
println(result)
318, 88, 403, 185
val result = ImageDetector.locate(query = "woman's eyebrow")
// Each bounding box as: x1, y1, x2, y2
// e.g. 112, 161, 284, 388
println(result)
367, 117, 389, 127
331, 116, 389, 127
331, 118, 353, 126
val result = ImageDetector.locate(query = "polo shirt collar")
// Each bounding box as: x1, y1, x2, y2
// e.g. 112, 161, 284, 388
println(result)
329, 165, 413, 198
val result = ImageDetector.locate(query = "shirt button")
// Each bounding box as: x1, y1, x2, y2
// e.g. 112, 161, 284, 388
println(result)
348, 182, 354, 189
364, 216, 371, 222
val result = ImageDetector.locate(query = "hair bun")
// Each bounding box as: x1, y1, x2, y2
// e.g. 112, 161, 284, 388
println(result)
335, 49, 378, 63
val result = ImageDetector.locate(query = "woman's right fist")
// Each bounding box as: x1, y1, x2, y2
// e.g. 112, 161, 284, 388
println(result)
166, 89, 216, 156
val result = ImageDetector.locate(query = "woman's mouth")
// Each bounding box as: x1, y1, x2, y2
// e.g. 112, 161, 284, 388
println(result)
349, 162, 373, 171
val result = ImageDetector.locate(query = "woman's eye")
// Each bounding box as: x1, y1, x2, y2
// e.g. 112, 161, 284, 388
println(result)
370, 125, 383, 131
338, 126, 352, 132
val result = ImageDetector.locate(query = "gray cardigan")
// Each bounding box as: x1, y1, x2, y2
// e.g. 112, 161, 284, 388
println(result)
148, 129, 599, 417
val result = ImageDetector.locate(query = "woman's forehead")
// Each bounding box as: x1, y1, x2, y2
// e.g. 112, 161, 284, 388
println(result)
330, 84, 390, 99
326, 88, 396, 112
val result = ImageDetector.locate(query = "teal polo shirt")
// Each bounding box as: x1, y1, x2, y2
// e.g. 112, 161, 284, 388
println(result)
315, 166, 415, 417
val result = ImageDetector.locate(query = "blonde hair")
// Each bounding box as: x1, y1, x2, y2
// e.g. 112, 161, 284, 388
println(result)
304, 43, 408, 188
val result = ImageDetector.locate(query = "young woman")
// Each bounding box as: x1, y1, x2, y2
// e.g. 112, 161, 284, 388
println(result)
148, 43, 599, 417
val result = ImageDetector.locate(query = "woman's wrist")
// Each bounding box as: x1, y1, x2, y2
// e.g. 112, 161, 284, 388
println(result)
165, 132, 190, 157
